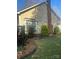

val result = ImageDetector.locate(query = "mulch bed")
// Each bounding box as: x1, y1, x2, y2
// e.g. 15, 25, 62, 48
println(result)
17, 38, 37, 59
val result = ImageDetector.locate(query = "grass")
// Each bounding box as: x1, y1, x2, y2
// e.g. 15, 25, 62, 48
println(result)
17, 45, 24, 52
22, 35, 61, 59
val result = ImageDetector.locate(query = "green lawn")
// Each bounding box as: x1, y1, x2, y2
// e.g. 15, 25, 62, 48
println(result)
17, 46, 23, 52
22, 35, 61, 59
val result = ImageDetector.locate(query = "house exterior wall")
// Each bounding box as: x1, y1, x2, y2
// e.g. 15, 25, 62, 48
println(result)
19, 8, 36, 26
18, 3, 60, 34
34, 3, 48, 34
51, 12, 57, 31
18, 3, 48, 34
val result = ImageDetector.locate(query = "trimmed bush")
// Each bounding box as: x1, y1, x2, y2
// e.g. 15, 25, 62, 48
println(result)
54, 26, 60, 35
28, 26, 35, 38
17, 26, 27, 46
41, 25, 49, 36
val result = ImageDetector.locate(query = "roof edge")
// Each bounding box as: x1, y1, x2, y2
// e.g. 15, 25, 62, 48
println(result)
17, 2, 61, 22
17, 2, 46, 15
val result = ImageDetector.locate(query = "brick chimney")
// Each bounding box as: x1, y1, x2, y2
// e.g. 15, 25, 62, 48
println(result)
46, 0, 53, 36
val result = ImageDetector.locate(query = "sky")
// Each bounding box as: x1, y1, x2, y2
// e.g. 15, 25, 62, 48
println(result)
17, 0, 61, 17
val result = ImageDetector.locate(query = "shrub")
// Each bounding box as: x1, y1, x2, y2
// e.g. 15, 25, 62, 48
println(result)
41, 25, 49, 36
17, 26, 27, 46
54, 26, 60, 35
28, 26, 35, 38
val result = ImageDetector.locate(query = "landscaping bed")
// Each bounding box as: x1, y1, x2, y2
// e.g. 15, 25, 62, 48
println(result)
17, 39, 37, 59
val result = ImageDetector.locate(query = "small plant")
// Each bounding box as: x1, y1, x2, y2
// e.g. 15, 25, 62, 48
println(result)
17, 26, 27, 46
28, 26, 35, 38
41, 25, 49, 36
27, 22, 36, 38
54, 26, 60, 35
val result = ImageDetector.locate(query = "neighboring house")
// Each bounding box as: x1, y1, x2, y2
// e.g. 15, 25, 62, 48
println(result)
17, 2, 61, 34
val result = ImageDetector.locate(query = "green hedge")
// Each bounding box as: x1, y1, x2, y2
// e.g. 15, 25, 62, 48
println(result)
17, 26, 27, 46
28, 27, 35, 38
41, 25, 49, 36
54, 26, 60, 35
